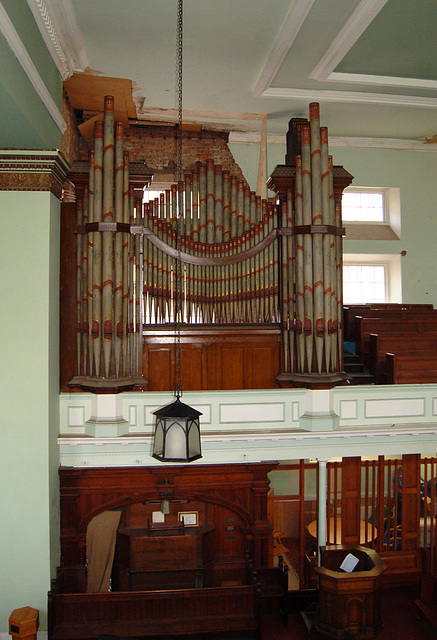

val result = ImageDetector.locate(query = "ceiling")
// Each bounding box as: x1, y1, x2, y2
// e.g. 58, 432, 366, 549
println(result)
14, 0, 437, 145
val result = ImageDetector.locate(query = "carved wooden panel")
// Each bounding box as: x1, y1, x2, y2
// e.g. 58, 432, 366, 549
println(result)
341, 456, 361, 546
58, 462, 277, 592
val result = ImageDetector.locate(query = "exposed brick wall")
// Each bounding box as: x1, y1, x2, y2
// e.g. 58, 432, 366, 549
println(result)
76, 123, 248, 185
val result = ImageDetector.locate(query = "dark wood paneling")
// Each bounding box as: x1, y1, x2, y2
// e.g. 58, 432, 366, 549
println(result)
143, 325, 281, 391
221, 347, 244, 389
59, 203, 78, 392
401, 453, 421, 550
341, 456, 361, 546
58, 462, 277, 592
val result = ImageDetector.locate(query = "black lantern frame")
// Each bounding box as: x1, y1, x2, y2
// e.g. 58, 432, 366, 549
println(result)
152, 396, 202, 462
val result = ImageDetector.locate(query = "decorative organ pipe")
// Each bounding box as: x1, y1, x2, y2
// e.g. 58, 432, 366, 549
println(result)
268, 102, 351, 382
74, 97, 143, 384
293, 104, 345, 375
73, 98, 348, 387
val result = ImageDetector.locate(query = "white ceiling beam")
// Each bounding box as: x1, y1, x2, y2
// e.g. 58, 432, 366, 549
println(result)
310, 0, 390, 81
262, 86, 437, 109
329, 72, 437, 91
253, 0, 316, 98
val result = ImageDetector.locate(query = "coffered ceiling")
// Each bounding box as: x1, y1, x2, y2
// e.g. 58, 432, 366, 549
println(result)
5, 0, 437, 148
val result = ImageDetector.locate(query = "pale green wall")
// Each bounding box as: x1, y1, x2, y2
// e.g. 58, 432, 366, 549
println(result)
334, 147, 437, 307
0, 0, 63, 148
230, 141, 437, 308
0, 191, 60, 631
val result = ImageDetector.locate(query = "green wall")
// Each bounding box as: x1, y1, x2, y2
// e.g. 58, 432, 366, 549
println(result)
0, 0, 63, 148
230, 140, 437, 308
0, 191, 60, 631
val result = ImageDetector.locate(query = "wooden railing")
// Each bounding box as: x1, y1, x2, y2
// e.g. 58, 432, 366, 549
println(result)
269, 455, 436, 586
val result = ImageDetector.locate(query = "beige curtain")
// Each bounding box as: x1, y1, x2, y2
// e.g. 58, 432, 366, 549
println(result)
86, 509, 122, 592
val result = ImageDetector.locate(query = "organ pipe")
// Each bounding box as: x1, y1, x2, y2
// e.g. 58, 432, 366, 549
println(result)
73, 98, 349, 388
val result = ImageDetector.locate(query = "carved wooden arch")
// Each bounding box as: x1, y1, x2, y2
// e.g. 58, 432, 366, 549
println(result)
77, 489, 254, 534
59, 462, 277, 572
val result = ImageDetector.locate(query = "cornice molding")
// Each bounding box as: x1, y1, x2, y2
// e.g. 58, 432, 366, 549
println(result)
0, 1, 66, 133
262, 86, 437, 110
0, 150, 70, 197
229, 131, 437, 151
26, 0, 88, 79
328, 72, 437, 91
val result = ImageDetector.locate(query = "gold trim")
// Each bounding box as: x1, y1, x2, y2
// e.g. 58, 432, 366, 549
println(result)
0, 152, 70, 197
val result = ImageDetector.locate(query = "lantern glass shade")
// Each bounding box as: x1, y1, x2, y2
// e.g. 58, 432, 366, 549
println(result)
152, 397, 202, 462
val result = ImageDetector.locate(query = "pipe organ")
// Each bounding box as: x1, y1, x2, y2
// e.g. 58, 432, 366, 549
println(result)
68, 97, 352, 392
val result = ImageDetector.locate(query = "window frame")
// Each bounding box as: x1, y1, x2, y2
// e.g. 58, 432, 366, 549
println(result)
342, 186, 401, 241
343, 254, 402, 304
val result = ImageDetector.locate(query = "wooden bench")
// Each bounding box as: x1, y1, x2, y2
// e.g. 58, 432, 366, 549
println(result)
379, 548, 426, 587
344, 304, 434, 342
386, 352, 437, 384
416, 574, 437, 630
369, 333, 437, 383
355, 314, 437, 362
48, 583, 261, 640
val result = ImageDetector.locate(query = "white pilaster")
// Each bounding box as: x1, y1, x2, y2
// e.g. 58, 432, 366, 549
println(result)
85, 394, 129, 437
299, 389, 340, 431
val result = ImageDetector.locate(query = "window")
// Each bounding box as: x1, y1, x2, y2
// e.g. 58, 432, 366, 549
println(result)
343, 264, 386, 303
343, 254, 402, 304
342, 186, 400, 240
342, 189, 385, 223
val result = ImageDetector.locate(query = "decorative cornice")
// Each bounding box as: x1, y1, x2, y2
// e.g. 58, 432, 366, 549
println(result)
26, 0, 88, 79
0, 150, 70, 197
0, 1, 66, 133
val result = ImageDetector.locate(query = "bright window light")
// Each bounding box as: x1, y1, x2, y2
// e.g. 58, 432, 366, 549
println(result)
343, 264, 387, 304
143, 189, 165, 203
342, 189, 385, 222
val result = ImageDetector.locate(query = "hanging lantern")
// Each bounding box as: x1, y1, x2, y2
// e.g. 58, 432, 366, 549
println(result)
152, 396, 202, 462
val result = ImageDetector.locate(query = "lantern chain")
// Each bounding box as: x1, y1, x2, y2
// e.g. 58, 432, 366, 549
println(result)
175, 0, 183, 398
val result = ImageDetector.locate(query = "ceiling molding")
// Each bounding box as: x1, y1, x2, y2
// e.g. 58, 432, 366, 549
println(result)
26, 0, 88, 80
328, 72, 437, 91
310, 0, 390, 82
0, 1, 66, 132
229, 131, 437, 152
262, 86, 437, 109
252, 0, 316, 98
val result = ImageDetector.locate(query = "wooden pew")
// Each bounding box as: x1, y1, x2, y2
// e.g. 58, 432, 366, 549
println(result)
369, 333, 437, 383
355, 314, 437, 362
386, 352, 437, 384
344, 304, 433, 342
48, 583, 261, 640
